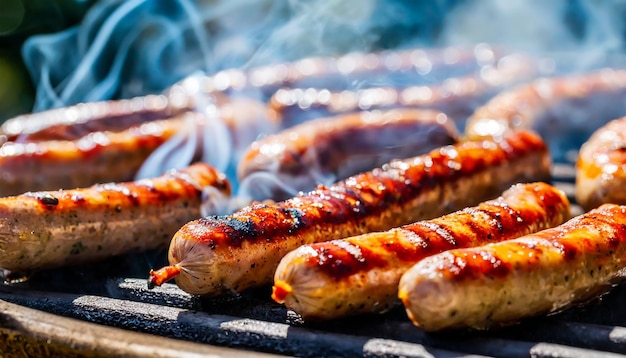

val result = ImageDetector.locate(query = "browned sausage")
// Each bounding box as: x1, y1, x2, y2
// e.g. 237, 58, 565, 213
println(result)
0, 162, 230, 273
0, 96, 272, 197
399, 204, 626, 331
272, 182, 570, 320
244, 44, 513, 93
148, 130, 551, 296
237, 108, 459, 201
576, 116, 626, 211
270, 55, 537, 128
465, 69, 626, 161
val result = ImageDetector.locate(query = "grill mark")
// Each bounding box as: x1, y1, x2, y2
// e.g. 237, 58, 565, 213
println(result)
416, 222, 458, 247
19, 163, 220, 213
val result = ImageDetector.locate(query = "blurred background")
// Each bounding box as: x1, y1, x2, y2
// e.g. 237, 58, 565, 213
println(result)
1, 0, 625, 123
0, 0, 96, 120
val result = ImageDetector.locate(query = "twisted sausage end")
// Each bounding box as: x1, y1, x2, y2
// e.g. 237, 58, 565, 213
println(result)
272, 280, 293, 304
148, 264, 181, 289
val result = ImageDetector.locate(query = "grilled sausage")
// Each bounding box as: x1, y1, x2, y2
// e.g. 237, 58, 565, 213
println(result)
243, 44, 510, 95
237, 109, 459, 202
0, 117, 183, 197
148, 130, 551, 296
576, 116, 626, 211
270, 54, 537, 128
0, 163, 230, 273
399, 204, 626, 331
272, 182, 570, 320
0, 95, 188, 142
465, 69, 626, 161
0, 96, 272, 197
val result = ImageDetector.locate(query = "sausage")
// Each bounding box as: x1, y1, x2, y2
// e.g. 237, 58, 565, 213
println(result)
398, 204, 626, 331
0, 95, 273, 197
244, 44, 511, 95
0, 162, 230, 273
465, 69, 626, 161
576, 116, 626, 211
272, 182, 570, 320
0, 116, 183, 197
0, 95, 189, 142
270, 54, 537, 128
148, 130, 551, 296
237, 109, 459, 202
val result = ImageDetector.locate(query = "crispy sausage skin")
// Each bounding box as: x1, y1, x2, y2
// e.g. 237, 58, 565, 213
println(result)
272, 182, 570, 320
148, 130, 551, 296
465, 69, 626, 161
399, 204, 626, 332
270, 55, 537, 128
0, 163, 230, 273
0, 117, 183, 197
241, 44, 509, 94
237, 109, 459, 202
0, 96, 271, 197
576, 116, 626, 211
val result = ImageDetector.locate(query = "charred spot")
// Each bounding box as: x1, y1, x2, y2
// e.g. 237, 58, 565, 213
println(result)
283, 208, 305, 230
38, 194, 59, 207
115, 205, 122, 213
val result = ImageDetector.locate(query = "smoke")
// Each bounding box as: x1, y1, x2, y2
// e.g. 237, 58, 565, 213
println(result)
20, 0, 453, 111
20, 0, 626, 112
437, 0, 626, 69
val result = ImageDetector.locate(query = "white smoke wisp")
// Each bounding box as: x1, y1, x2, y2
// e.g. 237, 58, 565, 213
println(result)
438, 0, 626, 68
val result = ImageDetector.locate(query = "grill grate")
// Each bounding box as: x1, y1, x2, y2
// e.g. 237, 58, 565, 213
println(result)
2, 163, 626, 357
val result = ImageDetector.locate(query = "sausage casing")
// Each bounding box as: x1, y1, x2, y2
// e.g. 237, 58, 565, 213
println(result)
0, 92, 273, 197
576, 116, 626, 211
465, 69, 626, 161
272, 182, 570, 320
148, 130, 551, 296
0, 163, 230, 272
237, 109, 459, 201
399, 204, 626, 331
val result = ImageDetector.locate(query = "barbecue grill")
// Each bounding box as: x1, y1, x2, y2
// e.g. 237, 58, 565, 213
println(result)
4, 2, 626, 357
3, 163, 626, 358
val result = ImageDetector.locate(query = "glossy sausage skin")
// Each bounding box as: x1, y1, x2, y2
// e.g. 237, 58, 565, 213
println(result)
465, 69, 626, 161
0, 163, 230, 272
272, 182, 570, 320
399, 204, 626, 331
240, 44, 510, 95
576, 116, 626, 211
0, 117, 183, 197
237, 109, 459, 202
0, 96, 271, 197
148, 130, 551, 296
270, 54, 537, 128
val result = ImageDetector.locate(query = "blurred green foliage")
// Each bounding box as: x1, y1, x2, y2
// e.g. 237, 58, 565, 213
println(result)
0, 0, 96, 122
